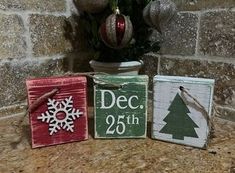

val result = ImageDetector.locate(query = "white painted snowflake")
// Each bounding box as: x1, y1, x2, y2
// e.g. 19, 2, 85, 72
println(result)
37, 96, 83, 135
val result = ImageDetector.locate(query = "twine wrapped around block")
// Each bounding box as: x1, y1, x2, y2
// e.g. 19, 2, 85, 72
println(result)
179, 86, 215, 139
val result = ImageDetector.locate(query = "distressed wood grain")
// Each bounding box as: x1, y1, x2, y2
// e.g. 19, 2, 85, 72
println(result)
26, 76, 88, 148
152, 75, 215, 148
94, 75, 148, 138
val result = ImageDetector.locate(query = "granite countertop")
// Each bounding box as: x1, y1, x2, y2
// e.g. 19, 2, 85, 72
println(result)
0, 107, 234, 173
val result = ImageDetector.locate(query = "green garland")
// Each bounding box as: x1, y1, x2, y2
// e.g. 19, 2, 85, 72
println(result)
80, 0, 160, 62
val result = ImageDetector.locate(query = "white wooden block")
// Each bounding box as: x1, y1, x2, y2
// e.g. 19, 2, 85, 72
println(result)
152, 75, 215, 148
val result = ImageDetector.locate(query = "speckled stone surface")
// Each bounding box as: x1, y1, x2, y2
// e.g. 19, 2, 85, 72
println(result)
160, 57, 235, 105
199, 11, 235, 57
30, 15, 73, 56
0, 58, 66, 108
0, 104, 26, 119
172, 0, 235, 11
151, 13, 198, 56
0, 107, 234, 173
0, 0, 66, 12
159, 57, 235, 121
0, 14, 26, 59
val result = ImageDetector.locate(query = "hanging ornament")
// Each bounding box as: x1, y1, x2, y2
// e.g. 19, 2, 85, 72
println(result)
74, 0, 109, 13
143, 0, 177, 33
99, 7, 133, 49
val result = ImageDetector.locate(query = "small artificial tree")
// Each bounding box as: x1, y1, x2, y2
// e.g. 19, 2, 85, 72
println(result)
78, 0, 160, 62
159, 93, 199, 140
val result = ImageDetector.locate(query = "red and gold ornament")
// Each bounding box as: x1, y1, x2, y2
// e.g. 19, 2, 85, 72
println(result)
99, 8, 133, 49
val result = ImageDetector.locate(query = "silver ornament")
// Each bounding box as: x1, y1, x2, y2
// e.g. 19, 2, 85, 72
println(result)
143, 0, 177, 33
74, 0, 109, 13
143, 2, 153, 27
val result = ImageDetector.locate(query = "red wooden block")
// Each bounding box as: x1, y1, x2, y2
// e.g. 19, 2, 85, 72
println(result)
26, 76, 88, 148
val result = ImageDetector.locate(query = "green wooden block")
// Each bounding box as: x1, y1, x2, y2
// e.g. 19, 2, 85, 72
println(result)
94, 75, 148, 138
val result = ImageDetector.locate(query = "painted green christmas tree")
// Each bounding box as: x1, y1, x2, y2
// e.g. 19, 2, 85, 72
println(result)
159, 93, 199, 140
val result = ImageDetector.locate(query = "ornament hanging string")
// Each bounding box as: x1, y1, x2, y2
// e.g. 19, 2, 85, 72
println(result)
109, 0, 119, 11
11, 71, 122, 147
179, 86, 215, 139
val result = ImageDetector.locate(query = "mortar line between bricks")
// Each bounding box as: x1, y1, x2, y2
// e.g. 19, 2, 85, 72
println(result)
0, 8, 231, 17
195, 12, 202, 56
65, 0, 72, 17
0, 10, 68, 17
0, 54, 65, 65
201, 8, 234, 13
179, 11, 200, 15
180, 8, 232, 14
141, 52, 235, 64
155, 54, 235, 64
157, 56, 161, 75
33, 54, 66, 60
145, 52, 160, 58
19, 12, 33, 59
